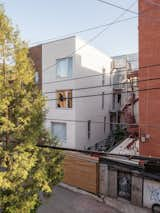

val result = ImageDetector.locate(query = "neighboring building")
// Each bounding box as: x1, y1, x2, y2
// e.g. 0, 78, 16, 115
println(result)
139, 0, 160, 157
30, 36, 112, 149
110, 53, 139, 135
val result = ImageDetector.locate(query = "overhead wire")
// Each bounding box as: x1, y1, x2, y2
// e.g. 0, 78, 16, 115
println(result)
40, 0, 137, 73
96, 0, 137, 14
30, 0, 160, 49
41, 57, 160, 87
30, 16, 137, 47
45, 117, 160, 129
44, 76, 159, 95
46, 86, 160, 101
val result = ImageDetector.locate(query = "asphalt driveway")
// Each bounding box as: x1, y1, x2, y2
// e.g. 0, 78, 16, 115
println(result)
38, 186, 119, 213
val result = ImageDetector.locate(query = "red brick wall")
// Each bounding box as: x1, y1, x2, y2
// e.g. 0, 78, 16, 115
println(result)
139, 0, 160, 157
29, 45, 42, 89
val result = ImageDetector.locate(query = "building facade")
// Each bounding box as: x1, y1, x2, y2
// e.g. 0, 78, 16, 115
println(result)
30, 36, 112, 149
139, 0, 160, 157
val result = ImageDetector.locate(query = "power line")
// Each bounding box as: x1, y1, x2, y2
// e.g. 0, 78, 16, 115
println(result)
46, 118, 160, 128
41, 61, 160, 86
96, 0, 137, 14
46, 86, 160, 102
44, 76, 160, 95
36, 144, 160, 161
42, 61, 160, 86
30, 16, 137, 47
29, 0, 160, 47
145, 0, 160, 8
40, 1, 137, 73
32, 0, 160, 76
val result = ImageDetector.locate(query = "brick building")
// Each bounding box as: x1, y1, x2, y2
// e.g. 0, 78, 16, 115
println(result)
139, 0, 160, 157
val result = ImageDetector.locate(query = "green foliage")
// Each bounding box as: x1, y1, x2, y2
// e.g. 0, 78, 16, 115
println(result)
0, 6, 63, 212
112, 125, 127, 144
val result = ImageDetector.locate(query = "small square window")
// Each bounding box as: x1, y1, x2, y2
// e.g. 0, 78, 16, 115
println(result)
56, 57, 72, 78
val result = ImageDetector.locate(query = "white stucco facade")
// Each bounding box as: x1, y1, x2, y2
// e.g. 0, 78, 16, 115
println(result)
41, 36, 112, 149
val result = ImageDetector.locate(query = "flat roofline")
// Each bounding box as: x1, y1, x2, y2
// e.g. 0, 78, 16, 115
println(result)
29, 35, 76, 48
29, 35, 111, 58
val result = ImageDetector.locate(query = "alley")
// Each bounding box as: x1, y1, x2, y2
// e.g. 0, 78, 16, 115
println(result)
38, 186, 120, 213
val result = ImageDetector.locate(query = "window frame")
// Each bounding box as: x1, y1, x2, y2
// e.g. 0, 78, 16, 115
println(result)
51, 122, 67, 143
56, 57, 73, 79
56, 89, 73, 109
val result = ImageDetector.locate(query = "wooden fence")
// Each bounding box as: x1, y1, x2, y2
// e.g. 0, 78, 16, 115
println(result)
63, 151, 99, 194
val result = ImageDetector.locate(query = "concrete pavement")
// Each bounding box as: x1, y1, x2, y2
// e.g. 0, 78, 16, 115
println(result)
38, 186, 120, 213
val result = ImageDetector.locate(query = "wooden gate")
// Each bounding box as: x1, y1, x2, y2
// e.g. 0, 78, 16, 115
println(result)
63, 151, 99, 194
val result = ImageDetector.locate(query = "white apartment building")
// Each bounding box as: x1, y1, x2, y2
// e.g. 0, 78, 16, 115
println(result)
30, 36, 112, 149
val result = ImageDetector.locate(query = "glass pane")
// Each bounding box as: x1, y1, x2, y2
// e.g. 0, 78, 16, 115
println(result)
68, 57, 72, 78
56, 57, 72, 78
52, 122, 66, 143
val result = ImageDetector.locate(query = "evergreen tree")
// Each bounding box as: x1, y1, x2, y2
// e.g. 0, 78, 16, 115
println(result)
0, 5, 63, 212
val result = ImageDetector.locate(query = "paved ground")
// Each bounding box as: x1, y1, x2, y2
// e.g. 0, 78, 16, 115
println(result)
38, 186, 120, 213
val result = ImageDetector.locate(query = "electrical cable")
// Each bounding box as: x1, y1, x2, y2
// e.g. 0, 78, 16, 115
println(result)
44, 76, 159, 95
45, 117, 160, 128
36, 144, 160, 161
40, 1, 137, 73
42, 62, 160, 86
30, 16, 137, 47
96, 0, 137, 14
46, 86, 160, 102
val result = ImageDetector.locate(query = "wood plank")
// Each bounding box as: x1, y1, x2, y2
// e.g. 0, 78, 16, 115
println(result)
63, 152, 99, 194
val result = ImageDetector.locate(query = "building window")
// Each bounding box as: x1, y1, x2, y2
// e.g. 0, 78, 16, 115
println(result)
56, 90, 72, 109
118, 111, 121, 123
104, 116, 106, 133
102, 92, 105, 110
113, 94, 116, 109
118, 93, 121, 104
56, 57, 72, 78
51, 122, 66, 143
35, 71, 39, 83
88, 120, 91, 139
102, 68, 105, 86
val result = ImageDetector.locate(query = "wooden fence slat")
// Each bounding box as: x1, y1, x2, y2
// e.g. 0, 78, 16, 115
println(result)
63, 151, 99, 194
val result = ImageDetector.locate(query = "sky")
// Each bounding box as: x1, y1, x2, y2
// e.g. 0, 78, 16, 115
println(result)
1, 0, 138, 56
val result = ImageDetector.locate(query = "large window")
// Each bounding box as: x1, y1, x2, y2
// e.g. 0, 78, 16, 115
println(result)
51, 122, 67, 143
56, 90, 72, 109
56, 57, 72, 78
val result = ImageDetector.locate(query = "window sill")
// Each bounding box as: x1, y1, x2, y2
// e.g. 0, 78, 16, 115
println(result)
56, 107, 73, 110
56, 76, 72, 80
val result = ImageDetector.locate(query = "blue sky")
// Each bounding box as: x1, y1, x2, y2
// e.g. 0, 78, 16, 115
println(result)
1, 0, 138, 56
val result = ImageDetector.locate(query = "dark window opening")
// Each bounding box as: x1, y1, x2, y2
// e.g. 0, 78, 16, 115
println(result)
118, 93, 121, 104
113, 94, 116, 109
88, 120, 91, 139
102, 92, 104, 109
104, 116, 106, 133
118, 112, 121, 123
